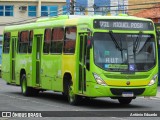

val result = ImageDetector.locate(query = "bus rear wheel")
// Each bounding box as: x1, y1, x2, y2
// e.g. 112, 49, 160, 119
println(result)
118, 98, 132, 104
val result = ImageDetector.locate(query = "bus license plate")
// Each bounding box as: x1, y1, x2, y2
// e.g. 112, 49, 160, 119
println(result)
122, 92, 134, 97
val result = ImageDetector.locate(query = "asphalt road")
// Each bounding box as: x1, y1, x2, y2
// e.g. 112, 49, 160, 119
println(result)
0, 78, 160, 120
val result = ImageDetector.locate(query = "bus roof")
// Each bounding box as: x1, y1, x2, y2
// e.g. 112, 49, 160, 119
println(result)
4, 15, 153, 32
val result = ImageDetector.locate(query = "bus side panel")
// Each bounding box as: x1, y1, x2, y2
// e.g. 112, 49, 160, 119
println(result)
2, 32, 12, 83
62, 55, 76, 90
41, 55, 52, 90
2, 54, 11, 83
27, 55, 33, 87
41, 55, 63, 91
51, 55, 62, 91
15, 54, 31, 86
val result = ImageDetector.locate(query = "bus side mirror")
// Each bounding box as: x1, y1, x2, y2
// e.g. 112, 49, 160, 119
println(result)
87, 35, 93, 49
87, 28, 93, 49
86, 34, 92, 71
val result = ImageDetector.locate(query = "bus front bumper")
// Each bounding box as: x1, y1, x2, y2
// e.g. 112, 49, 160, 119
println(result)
85, 82, 158, 98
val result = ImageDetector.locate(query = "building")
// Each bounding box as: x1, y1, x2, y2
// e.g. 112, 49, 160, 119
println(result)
133, 4, 160, 23
0, 0, 66, 35
66, 0, 128, 16
128, 0, 160, 23
128, 0, 160, 15
110, 0, 128, 16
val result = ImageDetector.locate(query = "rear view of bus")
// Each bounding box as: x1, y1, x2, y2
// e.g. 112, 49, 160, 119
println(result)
86, 16, 158, 104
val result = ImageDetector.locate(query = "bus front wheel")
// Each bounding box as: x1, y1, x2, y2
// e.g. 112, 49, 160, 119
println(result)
118, 98, 132, 104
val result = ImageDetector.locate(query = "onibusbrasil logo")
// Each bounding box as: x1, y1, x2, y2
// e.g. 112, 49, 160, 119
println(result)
1, 112, 42, 118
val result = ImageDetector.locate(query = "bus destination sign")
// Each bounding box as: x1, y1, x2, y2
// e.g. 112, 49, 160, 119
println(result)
93, 20, 154, 30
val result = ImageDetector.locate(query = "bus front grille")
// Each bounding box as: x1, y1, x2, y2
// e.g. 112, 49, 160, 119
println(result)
110, 88, 145, 96
105, 75, 149, 79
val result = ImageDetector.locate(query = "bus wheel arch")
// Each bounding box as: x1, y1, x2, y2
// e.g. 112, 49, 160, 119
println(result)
20, 69, 39, 96
63, 72, 72, 96
63, 72, 81, 105
20, 69, 26, 85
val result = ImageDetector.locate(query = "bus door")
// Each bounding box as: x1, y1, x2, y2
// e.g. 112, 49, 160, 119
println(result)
34, 35, 42, 86
156, 29, 160, 85
79, 33, 89, 94
11, 37, 17, 83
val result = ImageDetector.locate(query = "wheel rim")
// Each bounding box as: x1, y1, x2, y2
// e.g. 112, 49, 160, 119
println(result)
22, 78, 26, 93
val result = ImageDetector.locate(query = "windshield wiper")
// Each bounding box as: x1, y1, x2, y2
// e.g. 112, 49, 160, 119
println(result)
109, 30, 126, 65
133, 31, 143, 53
109, 30, 122, 51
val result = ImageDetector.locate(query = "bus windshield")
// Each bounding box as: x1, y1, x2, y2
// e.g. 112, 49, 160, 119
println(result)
93, 32, 156, 72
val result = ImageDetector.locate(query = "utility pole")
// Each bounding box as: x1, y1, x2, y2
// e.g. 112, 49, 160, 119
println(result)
70, 0, 75, 15
37, 0, 41, 17
88, 0, 94, 15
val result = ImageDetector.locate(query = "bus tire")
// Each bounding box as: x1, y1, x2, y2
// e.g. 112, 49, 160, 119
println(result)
118, 98, 132, 104
67, 82, 81, 105
21, 74, 32, 96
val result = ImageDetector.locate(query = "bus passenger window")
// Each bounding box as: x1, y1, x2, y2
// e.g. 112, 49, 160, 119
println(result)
64, 27, 76, 53
50, 28, 64, 54
43, 29, 51, 54
3, 32, 10, 53
19, 31, 29, 53
28, 30, 33, 53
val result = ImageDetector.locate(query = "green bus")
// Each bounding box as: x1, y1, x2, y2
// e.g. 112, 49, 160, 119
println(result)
2, 15, 158, 105
0, 35, 2, 77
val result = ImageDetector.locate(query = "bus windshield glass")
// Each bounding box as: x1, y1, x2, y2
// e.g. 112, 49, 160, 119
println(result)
93, 32, 156, 72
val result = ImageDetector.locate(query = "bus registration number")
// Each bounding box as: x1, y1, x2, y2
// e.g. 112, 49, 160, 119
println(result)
122, 92, 134, 97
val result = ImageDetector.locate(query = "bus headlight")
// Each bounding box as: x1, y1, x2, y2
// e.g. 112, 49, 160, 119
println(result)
93, 73, 107, 86
148, 74, 158, 86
